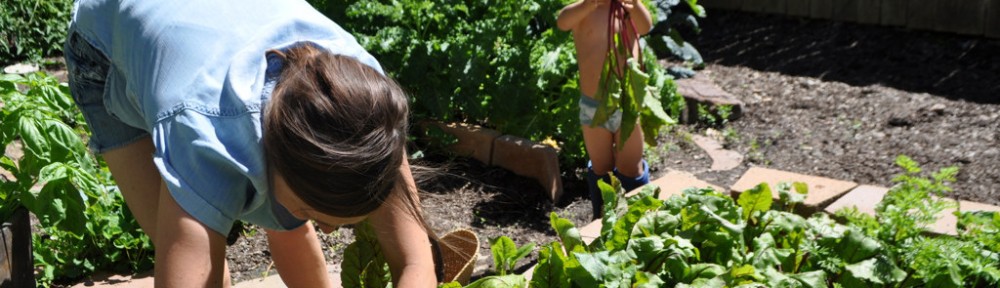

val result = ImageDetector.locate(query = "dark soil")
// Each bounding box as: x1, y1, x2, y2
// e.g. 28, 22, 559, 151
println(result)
653, 10, 999, 206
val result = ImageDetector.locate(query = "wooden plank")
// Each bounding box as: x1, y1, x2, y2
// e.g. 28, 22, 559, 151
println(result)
858, 0, 882, 24
743, 0, 768, 12
833, 0, 861, 22
880, 0, 908, 26
906, 0, 938, 31
788, 0, 811, 17
933, 0, 987, 35
989, 0, 1000, 37
811, 0, 834, 19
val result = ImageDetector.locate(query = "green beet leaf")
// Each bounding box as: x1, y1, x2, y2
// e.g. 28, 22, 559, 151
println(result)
465, 274, 527, 288
549, 212, 584, 254
530, 242, 572, 288
738, 183, 773, 224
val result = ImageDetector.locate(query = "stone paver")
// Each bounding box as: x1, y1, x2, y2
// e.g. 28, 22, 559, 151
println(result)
625, 169, 724, 199
69, 271, 154, 288
673, 73, 744, 124
931, 200, 1000, 236
491, 135, 563, 202
731, 167, 857, 214
690, 135, 743, 171
823, 185, 889, 216
579, 219, 602, 245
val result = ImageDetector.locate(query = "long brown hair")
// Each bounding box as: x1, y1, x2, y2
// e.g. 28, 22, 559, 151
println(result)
263, 43, 426, 226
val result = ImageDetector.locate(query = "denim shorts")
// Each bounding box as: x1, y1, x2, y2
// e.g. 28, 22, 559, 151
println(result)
64, 32, 149, 154
579, 94, 622, 132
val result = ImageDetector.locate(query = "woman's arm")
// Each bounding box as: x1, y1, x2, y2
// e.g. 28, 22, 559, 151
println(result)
266, 224, 335, 288
368, 157, 437, 286
557, 0, 605, 31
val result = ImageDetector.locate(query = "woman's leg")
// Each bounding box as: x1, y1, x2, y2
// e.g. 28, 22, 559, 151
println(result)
154, 181, 230, 287
101, 136, 161, 239
103, 137, 232, 286
265, 224, 334, 288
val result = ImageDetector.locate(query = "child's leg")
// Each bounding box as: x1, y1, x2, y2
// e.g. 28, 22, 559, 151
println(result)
583, 125, 615, 219
613, 122, 649, 192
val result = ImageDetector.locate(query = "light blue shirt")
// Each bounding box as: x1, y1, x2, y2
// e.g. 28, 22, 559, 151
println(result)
69, 0, 384, 235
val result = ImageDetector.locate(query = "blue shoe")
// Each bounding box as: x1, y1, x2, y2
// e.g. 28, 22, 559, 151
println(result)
615, 159, 650, 192
586, 162, 611, 220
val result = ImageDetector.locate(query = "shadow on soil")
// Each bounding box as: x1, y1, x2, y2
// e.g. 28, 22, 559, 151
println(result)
417, 155, 592, 235
695, 10, 1000, 104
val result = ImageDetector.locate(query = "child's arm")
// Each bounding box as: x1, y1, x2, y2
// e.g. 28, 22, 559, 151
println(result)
624, 0, 654, 35
557, 0, 607, 31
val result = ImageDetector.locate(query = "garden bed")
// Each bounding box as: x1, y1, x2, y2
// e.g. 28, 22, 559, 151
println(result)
38, 8, 1000, 286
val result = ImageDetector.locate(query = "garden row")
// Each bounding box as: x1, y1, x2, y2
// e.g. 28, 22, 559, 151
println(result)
228, 159, 1000, 288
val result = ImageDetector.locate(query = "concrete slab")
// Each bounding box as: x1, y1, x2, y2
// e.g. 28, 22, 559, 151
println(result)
491, 135, 564, 202
930, 200, 1000, 236
690, 135, 743, 171
579, 219, 602, 244
932, 0, 987, 35
880, 0, 907, 26
233, 267, 342, 288
787, 0, 811, 17
823, 185, 889, 216
625, 169, 725, 199
730, 167, 857, 214
69, 271, 154, 288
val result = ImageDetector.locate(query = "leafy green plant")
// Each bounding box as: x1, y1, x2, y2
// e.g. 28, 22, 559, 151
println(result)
646, 0, 707, 75
0, 0, 73, 64
309, 0, 685, 169
1, 72, 153, 285
489, 236, 535, 276
341, 221, 393, 288
531, 156, 998, 287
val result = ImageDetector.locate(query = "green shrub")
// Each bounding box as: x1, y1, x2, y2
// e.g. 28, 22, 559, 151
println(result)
310, 0, 685, 169
1, 72, 153, 285
0, 0, 73, 64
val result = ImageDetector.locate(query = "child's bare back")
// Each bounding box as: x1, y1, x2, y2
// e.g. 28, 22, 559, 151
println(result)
557, 0, 653, 97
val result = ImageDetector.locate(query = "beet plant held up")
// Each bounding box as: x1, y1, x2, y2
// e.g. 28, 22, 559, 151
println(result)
593, 0, 675, 148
